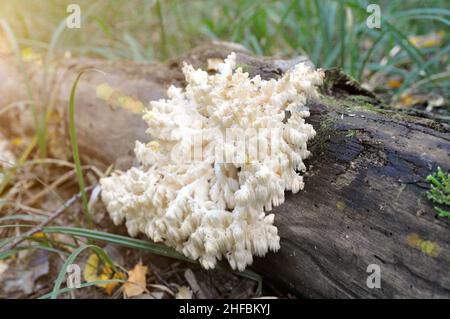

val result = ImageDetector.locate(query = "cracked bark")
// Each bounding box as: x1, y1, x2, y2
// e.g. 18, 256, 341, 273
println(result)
0, 43, 449, 298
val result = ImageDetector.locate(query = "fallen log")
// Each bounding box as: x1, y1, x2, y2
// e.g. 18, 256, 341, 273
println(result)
1, 43, 449, 298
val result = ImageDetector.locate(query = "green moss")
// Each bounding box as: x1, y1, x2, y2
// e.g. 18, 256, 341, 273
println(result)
309, 116, 336, 154
319, 94, 386, 114
426, 167, 450, 218
235, 63, 252, 74
344, 96, 388, 114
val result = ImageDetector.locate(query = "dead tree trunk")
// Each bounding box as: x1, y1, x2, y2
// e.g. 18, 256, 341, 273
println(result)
1, 43, 449, 298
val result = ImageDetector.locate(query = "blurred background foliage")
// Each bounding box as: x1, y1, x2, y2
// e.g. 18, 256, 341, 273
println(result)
0, 0, 449, 109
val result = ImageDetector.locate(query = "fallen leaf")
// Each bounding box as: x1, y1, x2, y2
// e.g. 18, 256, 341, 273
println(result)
0, 250, 49, 297
124, 262, 148, 298
397, 92, 427, 108
409, 31, 444, 49
32, 232, 46, 239
10, 137, 23, 147
21, 47, 42, 63
386, 78, 402, 89
84, 253, 125, 296
176, 286, 193, 299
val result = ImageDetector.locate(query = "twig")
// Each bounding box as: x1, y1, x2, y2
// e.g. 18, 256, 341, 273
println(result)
0, 185, 95, 253
25, 169, 76, 206
184, 269, 207, 299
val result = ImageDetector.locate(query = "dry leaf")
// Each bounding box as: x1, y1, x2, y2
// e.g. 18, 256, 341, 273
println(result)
84, 253, 125, 296
21, 47, 42, 63
176, 286, 193, 299
0, 250, 49, 297
397, 92, 427, 108
32, 232, 46, 239
10, 137, 23, 147
386, 78, 402, 89
409, 31, 444, 49
124, 262, 148, 298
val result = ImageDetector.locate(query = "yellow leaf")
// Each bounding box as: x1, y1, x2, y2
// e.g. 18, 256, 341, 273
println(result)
32, 232, 46, 239
386, 79, 402, 89
21, 47, 41, 63
84, 253, 124, 296
124, 262, 148, 298
84, 253, 101, 283
104, 270, 126, 296
409, 31, 444, 49
398, 92, 426, 108
11, 137, 23, 147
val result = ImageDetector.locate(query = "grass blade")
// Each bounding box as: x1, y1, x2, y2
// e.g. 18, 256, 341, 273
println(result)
43, 226, 263, 290
39, 279, 126, 299
49, 244, 113, 299
68, 70, 105, 227
44, 226, 193, 262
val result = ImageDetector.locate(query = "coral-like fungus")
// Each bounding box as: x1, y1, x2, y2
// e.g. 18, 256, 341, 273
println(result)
100, 53, 323, 270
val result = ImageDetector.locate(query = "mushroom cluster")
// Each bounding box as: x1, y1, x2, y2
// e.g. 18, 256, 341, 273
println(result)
100, 53, 323, 270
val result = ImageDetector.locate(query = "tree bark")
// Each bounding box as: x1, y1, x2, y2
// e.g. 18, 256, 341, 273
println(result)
1, 43, 449, 298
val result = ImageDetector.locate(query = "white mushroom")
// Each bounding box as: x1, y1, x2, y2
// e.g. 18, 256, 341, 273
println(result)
100, 53, 324, 271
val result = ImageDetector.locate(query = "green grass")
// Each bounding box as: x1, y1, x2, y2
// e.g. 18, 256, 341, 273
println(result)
38, 279, 126, 299
0, 0, 448, 102
68, 69, 102, 227
49, 244, 116, 299
0, 225, 263, 297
